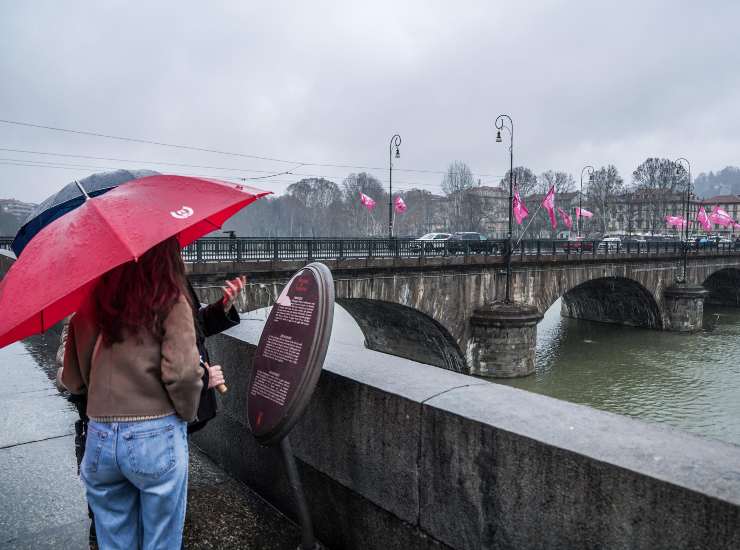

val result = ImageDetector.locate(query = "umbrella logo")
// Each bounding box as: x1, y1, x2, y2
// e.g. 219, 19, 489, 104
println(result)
170, 206, 194, 219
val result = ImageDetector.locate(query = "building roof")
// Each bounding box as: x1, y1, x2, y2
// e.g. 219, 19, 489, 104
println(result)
701, 195, 740, 204
470, 185, 507, 196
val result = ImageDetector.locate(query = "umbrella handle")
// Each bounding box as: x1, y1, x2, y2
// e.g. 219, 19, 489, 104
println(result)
216, 383, 228, 394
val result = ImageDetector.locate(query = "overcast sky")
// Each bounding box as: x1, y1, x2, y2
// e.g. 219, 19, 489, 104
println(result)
1, 1, 739, 203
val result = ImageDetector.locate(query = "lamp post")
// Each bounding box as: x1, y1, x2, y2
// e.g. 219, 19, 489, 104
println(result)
675, 157, 691, 283
579, 166, 594, 239
495, 115, 514, 303
388, 134, 401, 239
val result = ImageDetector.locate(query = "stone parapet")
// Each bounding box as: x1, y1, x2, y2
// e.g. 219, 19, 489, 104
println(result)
194, 326, 740, 549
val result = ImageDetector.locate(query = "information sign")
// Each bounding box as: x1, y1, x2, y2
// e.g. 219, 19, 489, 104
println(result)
247, 262, 334, 446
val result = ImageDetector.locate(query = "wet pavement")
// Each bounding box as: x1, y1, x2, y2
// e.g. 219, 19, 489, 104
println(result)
0, 330, 303, 549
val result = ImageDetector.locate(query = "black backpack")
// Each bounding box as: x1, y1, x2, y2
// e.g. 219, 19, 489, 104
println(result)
188, 361, 218, 434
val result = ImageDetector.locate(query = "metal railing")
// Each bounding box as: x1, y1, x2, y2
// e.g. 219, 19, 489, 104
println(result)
2, 235, 737, 262
180, 237, 740, 263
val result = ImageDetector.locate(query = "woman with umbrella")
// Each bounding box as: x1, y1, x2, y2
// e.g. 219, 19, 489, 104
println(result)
62, 236, 201, 548
12, 170, 249, 546
0, 173, 270, 548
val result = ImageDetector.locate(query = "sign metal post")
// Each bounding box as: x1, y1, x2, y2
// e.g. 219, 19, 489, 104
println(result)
246, 262, 334, 550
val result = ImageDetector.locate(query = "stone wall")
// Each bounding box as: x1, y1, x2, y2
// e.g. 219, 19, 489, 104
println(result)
193, 327, 740, 550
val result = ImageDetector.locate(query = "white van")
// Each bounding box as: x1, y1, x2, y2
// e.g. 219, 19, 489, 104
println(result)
597, 236, 621, 253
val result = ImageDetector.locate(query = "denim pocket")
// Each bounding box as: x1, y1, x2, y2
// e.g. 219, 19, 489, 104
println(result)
124, 424, 176, 478
82, 426, 106, 474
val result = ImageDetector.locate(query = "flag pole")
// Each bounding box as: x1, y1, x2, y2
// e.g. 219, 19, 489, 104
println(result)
514, 198, 547, 247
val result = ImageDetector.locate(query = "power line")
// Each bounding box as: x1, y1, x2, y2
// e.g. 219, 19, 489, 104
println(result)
0, 148, 503, 190
1, 160, 505, 194
0, 147, 302, 176
0, 118, 503, 178
0, 119, 294, 165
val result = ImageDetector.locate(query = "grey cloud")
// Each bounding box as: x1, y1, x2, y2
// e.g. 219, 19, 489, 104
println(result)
0, 0, 738, 204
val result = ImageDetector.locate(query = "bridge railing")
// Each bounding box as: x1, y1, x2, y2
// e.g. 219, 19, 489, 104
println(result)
178, 237, 740, 263
1, 235, 738, 262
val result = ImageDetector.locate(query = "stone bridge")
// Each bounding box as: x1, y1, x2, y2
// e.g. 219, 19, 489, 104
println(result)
188, 248, 740, 378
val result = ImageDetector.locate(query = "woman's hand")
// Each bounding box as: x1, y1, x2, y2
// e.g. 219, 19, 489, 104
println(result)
206, 363, 226, 389
222, 275, 247, 312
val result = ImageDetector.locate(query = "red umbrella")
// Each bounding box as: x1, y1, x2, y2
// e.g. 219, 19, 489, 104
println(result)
0, 174, 270, 348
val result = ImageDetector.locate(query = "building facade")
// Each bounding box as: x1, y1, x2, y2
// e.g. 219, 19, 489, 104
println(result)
0, 199, 35, 220
470, 186, 508, 238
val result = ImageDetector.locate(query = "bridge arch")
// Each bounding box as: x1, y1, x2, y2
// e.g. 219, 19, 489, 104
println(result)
553, 276, 663, 329
703, 268, 740, 307
337, 298, 467, 373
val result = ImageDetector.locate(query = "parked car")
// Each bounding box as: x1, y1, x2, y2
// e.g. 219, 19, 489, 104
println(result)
409, 232, 451, 253
597, 237, 621, 253
694, 236, 714, 249
448, 232, 495, 254
561, 238, 595, 252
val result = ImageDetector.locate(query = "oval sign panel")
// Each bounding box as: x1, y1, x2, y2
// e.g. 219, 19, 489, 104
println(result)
247, 262, 334, 446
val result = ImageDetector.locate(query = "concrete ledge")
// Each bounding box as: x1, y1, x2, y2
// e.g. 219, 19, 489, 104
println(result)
195, 324, 740, 549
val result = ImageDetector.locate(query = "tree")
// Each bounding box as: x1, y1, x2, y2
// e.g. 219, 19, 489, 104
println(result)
631, 158, 686, 233
587, 165, 624, 234
342, 172, 386, 236
441, 161, 484, 232
285, 178, 343, 236
693, 166, 740, 197
500, 166, 538, 197
538, 170, 576, 194
392, 188, 441, 237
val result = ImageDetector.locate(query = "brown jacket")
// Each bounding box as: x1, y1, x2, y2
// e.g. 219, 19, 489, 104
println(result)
62, 293, 203, 422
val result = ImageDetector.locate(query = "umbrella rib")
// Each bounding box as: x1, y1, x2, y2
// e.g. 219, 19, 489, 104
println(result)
88, 200, 140, 260
203, 217, 221, 232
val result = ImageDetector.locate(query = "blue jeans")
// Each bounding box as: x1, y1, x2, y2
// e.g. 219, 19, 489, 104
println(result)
80, 415, 189, 550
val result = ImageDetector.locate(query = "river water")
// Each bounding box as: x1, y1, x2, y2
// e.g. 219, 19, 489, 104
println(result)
495, 300, 740, 447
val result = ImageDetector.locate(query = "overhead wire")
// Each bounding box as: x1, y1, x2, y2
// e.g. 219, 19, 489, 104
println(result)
0, 159, 504, 196
0, 118, 503, 179
0, 149, 504, 191
0, 158, 504, 193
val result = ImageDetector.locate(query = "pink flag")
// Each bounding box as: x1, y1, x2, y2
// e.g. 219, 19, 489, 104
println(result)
665, 215, 686, 228
394, 196, 407, 213
697, 207, 711, 232
709, 205, 733, 226
359, 192, 376, 211
557, 207, 573, 230
542, 186, 557, 229
575, 207, 593, 219
513, 189, 528, 225
734, 222, 740, 230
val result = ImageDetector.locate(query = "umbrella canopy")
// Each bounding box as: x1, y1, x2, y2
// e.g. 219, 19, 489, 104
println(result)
12, 169, 159, 256
0, 174, 270, 348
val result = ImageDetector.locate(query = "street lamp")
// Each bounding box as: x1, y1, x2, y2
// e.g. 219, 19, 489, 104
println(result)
495, 114, 514, 303
389, 134, 401, 239
675, 157, 691, 283
579, 166, 594, 239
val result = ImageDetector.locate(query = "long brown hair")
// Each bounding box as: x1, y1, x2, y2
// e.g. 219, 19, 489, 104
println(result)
95, 236, 189, 345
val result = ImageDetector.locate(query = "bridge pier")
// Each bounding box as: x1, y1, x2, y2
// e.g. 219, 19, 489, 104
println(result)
467, 302, 543, 378
663, 284, 709, 333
